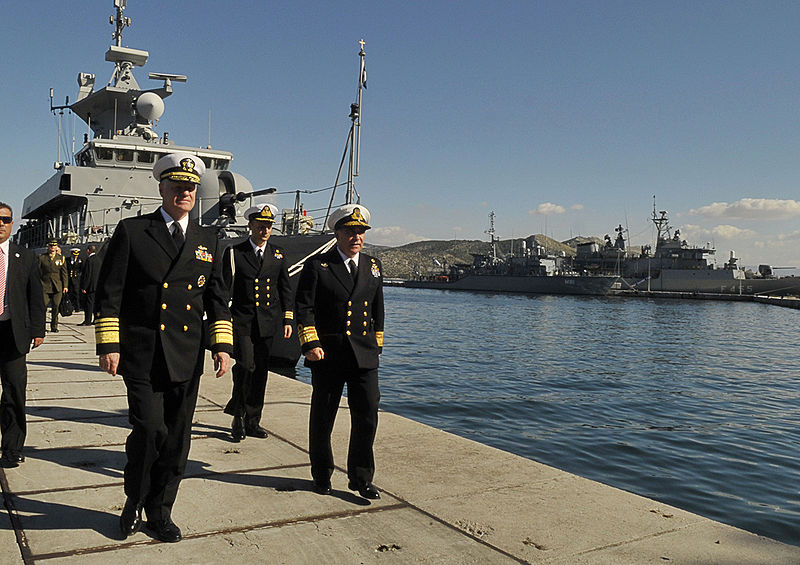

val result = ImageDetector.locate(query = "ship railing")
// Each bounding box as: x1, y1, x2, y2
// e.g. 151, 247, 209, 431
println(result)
287, 237, 337, 278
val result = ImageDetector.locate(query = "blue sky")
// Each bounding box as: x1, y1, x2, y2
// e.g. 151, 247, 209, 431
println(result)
3, 1, 800, 270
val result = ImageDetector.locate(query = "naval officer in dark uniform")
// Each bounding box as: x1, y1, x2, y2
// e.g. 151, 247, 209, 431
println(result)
0, 202, 46, 468
222, 204, 293, 441
95, 153, 233, 542
296, 204, 384, 499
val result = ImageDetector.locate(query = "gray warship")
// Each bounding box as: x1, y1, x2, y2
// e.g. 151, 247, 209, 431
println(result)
575, 204, 800, 296
15, 0, 371, 364
405, 212, 621, 296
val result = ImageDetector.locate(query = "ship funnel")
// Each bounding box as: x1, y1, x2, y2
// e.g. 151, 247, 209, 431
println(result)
136, 92, 165, 122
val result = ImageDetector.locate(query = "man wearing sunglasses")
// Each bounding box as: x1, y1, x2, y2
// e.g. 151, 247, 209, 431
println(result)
0, 203, 46, 468
95, 153, 233, 543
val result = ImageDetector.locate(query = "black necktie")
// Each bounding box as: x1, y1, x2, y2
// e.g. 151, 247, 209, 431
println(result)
171, 223, 184, 251
348, 259, 358, 281
257, 249, 263, 263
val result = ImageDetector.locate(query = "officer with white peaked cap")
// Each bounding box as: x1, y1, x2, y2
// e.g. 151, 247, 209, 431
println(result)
326, 203, 371, 231
95, 151, 232, 542
296, 202, 384, 500
222, 202, 292, 442
244, 203, 278, 224
152, 152, 206, 185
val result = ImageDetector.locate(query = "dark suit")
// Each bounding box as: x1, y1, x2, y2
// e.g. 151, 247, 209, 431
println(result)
38, 253, 68, 331
0, 243, 46, 457
95, 209, 233, 521
295, 248, 384, 486
222, 240, 292, 428
79, 252, 101, 324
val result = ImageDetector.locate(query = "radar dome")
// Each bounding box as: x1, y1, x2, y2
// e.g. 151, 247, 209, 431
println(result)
136, 92, 165, 122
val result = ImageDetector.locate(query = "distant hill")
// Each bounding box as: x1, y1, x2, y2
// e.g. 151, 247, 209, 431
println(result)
366, 234, 586, 279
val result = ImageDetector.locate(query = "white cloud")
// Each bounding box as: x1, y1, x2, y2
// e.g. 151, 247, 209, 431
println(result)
680, 223, 757, 241
570, 204, 584, 211
528, 202, 566, 216
689, 198, 800, 220
367, 225, 430, 246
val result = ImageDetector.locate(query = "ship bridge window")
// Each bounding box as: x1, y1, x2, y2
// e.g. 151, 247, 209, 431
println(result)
200, 157, 213, 169
137, 151, 156, 164
215, 159, 229, 170
96, 147, 113, 161
116, 149, 134, 162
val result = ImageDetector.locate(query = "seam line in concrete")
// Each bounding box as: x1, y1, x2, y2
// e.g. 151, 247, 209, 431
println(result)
27, 502, 410, 561
0, 468, 35, 565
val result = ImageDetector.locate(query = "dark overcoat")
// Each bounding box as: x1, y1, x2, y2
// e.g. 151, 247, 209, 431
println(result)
223, 239, 293, 339
295, 248, 384, 369
94, 210, 233, 382
5, 243, 46, 354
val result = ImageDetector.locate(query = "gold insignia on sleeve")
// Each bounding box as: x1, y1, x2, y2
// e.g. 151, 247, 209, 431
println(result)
95, 317, 120, 344
376, 331, 384, 347
297, 324, 319, 345
284, 311, 294, 320
209, 319, 234, 346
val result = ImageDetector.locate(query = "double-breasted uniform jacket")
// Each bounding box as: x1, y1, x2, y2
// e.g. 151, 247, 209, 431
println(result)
5, 243, 46, 355
94, 210, 233, 382
223, 239, 293, 340
67, 256, 83, 280
38, 253, 68, 294
295, 248, 384, 369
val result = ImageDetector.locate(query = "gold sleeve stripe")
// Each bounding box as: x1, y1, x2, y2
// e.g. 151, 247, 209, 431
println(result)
209, 319, 234, 346
376, 331, 384, 348
297, 324, 319, 345
95, 317, 120, 344
284, 311, 294, 320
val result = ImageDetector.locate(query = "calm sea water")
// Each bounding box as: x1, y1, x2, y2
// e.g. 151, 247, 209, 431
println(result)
299, 286, 800, 547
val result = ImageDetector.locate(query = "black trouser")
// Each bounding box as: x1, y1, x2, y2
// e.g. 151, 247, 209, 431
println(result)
224, 328, 273, 428
122, 355, 200, 522
0, 321, 27, 455
83, 291, 95, 324
309, 364, 379, 486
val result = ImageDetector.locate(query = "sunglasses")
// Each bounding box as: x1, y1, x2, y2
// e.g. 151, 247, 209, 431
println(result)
0, 216, 12, 224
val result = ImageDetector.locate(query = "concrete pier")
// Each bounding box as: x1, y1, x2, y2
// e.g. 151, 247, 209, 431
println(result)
2, 315, 799, 564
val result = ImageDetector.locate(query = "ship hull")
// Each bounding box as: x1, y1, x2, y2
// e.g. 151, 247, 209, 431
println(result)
405, 274, 619, 296
625, 270, 800, 295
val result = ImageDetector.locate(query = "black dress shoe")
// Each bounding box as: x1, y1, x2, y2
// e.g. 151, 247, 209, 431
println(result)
119, 498, 143, 537
312, 481, 332, 495
348, 481, 380, 500
147, 518, 182, 543
231, 416, 246, 442
245, 424, 269, 439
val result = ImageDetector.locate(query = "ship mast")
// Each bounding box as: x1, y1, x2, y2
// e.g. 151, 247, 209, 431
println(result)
111, 0, 131, 47
346, 39, 366, 205
486, 211, 498, 264
324, 40, 367, 228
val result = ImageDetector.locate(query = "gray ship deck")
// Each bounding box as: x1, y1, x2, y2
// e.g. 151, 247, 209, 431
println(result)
2, 315, 798, 564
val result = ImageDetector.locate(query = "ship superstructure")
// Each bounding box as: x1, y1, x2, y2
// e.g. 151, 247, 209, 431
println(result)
17, 0, 253, 248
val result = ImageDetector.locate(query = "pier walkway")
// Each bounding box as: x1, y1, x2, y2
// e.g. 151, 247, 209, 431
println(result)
2, 315, 799, 564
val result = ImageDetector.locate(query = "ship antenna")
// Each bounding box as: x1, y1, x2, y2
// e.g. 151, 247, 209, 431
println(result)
111, 0, 132, 47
